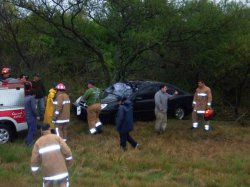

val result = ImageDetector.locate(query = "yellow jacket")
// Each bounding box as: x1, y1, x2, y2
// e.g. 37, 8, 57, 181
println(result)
44, 88, 56, 128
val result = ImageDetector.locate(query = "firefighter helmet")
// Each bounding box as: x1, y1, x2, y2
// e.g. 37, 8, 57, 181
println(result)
204, 108, 214, 121
55, 83, 66, 90
1, 67, 11, 75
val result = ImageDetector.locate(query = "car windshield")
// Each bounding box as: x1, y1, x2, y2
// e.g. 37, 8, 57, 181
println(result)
104, 82, 133, 98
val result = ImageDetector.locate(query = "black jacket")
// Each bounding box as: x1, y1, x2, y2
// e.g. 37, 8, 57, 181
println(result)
32, 80, 46, 99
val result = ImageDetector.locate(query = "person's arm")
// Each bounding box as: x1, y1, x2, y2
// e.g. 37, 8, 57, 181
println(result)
31, 97, 37, 117
192, 89, 198, 108
115, 106, 124, 131
82, 89, 91, 101
52, 95, 63, 121
59, 137, 73, 166
30, 143, 41, 175
167, 90, 178, 98
207, 88, 212, 108
41, 82, 46, 97
154, 93, 163, 111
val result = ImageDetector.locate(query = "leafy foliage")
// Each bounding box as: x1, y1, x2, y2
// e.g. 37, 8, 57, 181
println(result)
0, 0, 249, 111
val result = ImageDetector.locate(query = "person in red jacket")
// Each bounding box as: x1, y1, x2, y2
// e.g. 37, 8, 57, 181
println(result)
31, 123, 73, 187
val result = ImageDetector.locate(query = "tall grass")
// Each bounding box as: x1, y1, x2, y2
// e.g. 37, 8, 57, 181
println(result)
0, 117, 249, 187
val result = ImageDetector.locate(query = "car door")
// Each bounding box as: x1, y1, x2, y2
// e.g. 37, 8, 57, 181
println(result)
132, 84, 160, 118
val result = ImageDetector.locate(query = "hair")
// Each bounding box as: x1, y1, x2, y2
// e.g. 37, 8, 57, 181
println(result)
41, 123, 50, 131
20, 74, 29, 80
87, 80, 94, 85
198, 80, 205, 84
160, 84, 167, 89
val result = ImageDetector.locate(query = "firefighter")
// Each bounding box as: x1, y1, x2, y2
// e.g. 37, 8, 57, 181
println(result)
31, 123, 73, 187
192, 80, 212, 131
82, 80, 103, 135
0, 67, 17, 82
52, 83, 71, 141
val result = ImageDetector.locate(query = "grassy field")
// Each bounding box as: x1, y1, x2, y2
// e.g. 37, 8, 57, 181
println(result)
0, 117, 250, 187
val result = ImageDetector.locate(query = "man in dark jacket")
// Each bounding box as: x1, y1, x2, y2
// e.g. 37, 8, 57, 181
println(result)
32, 73, 46, 121
115, 96, 139, 151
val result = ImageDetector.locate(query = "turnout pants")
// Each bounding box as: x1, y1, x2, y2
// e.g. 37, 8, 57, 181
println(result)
192, 111, 210, 130
87, 103, 102, 133
43, 177, 69, 187
55, 123, 69, 141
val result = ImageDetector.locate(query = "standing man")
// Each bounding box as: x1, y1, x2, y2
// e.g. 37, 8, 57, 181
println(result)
82, 80, 103, 135
24, 83, 37, 146
192, 80, 212, 131
52, 83, 70, 142
154, 84, 178, 134
32, 73, 46, 121
31, 123, 73, 187
115, 96, 139, 151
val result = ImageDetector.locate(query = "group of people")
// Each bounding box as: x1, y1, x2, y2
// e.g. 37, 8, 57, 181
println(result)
1, 67, 72, 186
1, 66, 213, 186
154, 80, 213, 134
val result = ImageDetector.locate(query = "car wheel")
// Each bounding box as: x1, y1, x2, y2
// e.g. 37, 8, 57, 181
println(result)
175, 107, 185, 120
0, 124, 13, 144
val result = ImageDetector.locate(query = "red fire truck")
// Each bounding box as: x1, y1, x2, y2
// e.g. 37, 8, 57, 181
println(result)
0, 81, 27, 144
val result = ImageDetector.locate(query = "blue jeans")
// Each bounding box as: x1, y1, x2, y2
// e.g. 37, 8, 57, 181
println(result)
119, 132, 137, 149
25, 117, 37, 145
37, 97, 45, 119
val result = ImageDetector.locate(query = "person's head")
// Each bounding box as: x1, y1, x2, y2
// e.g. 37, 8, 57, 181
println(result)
87, 80, 94, 88
52, 82, 57, 89
198, 80, 205, 88
24, 82, 34, 96
33, 73, 41, 81
19, 74, 29, 81
1, 67, 11, 78
160, 84, 167, 93
40, 123, 51, 135
117, 96, 127, 104
55, 83, 66, 91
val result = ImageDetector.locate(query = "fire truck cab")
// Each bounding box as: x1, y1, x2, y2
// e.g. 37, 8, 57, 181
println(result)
0, 81, 27, 144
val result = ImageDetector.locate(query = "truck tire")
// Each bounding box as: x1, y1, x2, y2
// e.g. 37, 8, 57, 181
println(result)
0, 124, 13, 144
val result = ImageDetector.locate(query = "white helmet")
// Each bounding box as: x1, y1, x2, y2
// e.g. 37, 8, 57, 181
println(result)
56, 83, 66, 90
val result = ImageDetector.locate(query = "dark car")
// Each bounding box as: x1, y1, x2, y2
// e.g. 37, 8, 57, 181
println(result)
72, 80, 193, 124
